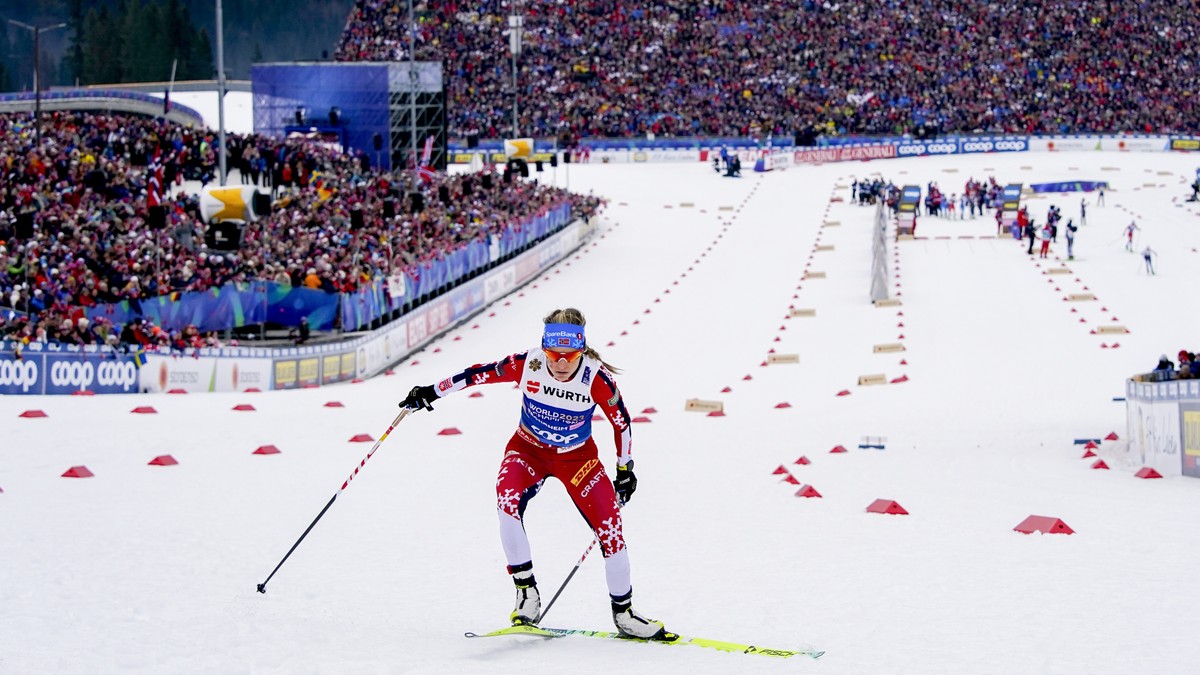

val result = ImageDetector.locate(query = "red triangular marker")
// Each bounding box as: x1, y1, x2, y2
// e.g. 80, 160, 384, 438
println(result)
795, 484, 822, 498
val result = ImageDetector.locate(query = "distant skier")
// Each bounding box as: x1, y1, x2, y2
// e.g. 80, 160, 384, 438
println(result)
1039, 222, 1053, 258
1065, 219, 1077, 260
1097, 184, 1106, 206
1142, 246, 1157, 275
1125, 221, 1140, 252
398, 308, 670, 640
1080, 197, 1087, 225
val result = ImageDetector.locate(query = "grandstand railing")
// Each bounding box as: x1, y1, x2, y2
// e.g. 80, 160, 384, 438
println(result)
72, 202, 574, 333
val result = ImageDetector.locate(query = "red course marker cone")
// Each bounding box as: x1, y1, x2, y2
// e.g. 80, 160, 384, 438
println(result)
866, 499, 908, 515
795, 484, 822, 498
780, 474, 801, 485
19, 410, 47, 418
1135, 467, 1163, 479
349, 434, 375, 443
794, 456, 811, 465
830, 445, 848, 454
1092, 459, 1110, 470
324, 401, 345, 408
253, 445, 281, 455
1013, 515, 1074, 534
438, 427, 463, 436
1105, 432, 1120, 441
836, 390, 851, 397
775, 402, 792, 409
707, 410, 725, 417
148, 455, 179, 466
772, 465, 790, 475
62, 466, 95, 478
1084, 440, 1098, 449
1082, 449, 1097, 458
131, 406, 157, 414
233, 404, 256, 412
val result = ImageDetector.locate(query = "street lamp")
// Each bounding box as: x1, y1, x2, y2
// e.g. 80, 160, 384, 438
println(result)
7, 20, 67, 145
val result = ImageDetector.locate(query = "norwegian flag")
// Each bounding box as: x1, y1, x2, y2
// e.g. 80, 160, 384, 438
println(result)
421, 135, 434, 166
416, 165, 437, 184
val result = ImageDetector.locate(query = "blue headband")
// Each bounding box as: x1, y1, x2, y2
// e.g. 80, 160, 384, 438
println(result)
543, 323, 585, 351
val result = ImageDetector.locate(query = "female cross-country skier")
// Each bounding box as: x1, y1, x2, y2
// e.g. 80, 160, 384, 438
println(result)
399, 307, 669, 639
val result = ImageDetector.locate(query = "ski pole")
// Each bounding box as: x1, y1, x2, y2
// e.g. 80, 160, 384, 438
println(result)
538, 537, 599, 623
256, 407, 412, 593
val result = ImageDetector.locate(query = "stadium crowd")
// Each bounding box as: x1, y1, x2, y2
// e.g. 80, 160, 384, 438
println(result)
0, 112, 601, 347
335, 0, 1200, 140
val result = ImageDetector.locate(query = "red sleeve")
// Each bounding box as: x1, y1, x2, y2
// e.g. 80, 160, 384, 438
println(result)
433, 351, 527, 397
591, 368, 632, 465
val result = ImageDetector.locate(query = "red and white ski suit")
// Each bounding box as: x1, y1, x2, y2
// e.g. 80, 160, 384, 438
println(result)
432, 346, 635, 597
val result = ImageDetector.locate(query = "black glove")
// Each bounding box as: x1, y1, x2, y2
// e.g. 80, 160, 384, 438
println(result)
400, 384, 438, 412
614, 462, 637, 505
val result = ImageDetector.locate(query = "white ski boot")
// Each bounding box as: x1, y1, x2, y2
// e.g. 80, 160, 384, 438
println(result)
510, 564, 541, 626
611, 589, 668, 640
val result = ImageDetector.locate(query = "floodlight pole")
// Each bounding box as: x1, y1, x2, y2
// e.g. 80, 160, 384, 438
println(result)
216, 0, 228, 185
408, 0, 418, 194
508, 11, 523, 137
8, 20, 67, 146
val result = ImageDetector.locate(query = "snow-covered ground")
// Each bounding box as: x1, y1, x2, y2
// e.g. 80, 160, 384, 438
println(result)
149, 90, 255, 135
3, 151, 1200, 674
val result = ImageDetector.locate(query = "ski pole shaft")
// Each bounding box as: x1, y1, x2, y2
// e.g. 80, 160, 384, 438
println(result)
539, 537, 598, 623
257, 407, 411, 594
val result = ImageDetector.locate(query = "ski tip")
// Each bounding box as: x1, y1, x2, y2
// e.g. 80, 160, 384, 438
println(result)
464, 632, 480, 638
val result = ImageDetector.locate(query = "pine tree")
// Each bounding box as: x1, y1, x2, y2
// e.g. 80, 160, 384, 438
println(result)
121, 0, 151, 82
164, 0, 194, 80
81, 6, 124, 85
65, 0, 86, 85
0, 25, 10, 92
190, 27, 213, 80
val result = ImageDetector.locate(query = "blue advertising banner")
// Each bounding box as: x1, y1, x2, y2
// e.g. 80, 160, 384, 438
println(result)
0, 348, 140, 395
957, 137, 1029, 154
0, 352, 41, 394
1029, 181, 1108, 193
87, 282, 269, 333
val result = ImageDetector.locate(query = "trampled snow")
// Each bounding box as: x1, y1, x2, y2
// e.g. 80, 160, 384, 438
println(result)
3, 151, 1199, 674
